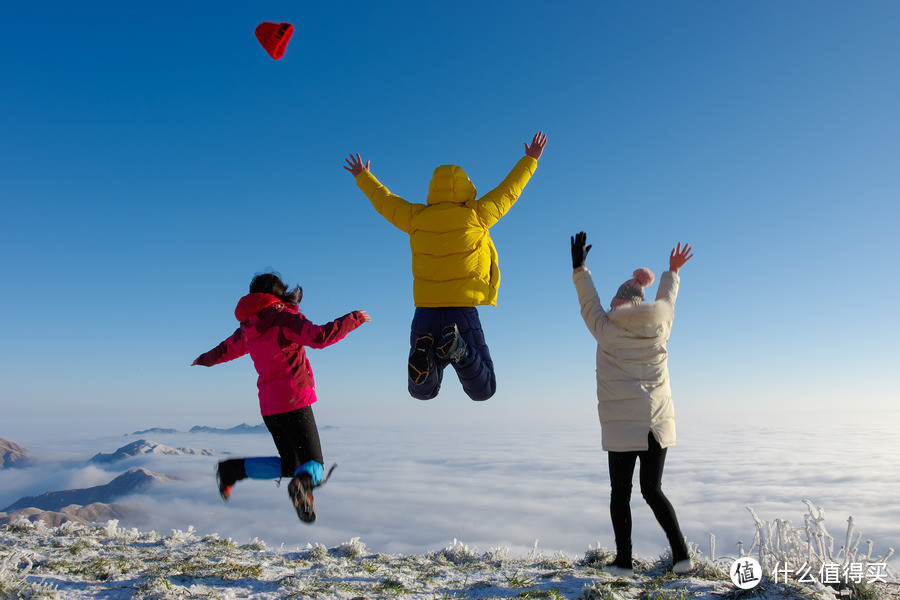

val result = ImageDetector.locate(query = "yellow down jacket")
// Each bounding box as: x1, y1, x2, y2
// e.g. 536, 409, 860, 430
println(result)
355, 155, 537, 308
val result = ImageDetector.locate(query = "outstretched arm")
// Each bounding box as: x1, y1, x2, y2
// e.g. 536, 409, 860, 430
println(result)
571, 233, 608, 341
192, 328, 248, 367
655, 242, 692, 304
343, 153, 370, 177
474, 132, 547, 226
669, 242, 693, 273
345, 154, 417, 233
282, 310, 371, 349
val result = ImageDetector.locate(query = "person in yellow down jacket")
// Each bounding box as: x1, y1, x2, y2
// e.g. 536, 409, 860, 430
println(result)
344, 132, 547, 401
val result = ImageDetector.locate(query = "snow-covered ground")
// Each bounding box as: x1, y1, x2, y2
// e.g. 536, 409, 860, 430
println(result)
4, 517, 894, 600
2, 406, 898, 598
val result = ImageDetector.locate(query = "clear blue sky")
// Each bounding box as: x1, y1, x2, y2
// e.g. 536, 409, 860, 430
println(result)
2, 1, 898, 427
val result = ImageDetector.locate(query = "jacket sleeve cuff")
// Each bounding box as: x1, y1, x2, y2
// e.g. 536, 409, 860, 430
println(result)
573, 267, 592, 282
355, 171, 382, 199
518, 155, 538, 173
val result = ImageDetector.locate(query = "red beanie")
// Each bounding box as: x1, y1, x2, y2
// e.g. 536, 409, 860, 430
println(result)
255, 22, 294, 60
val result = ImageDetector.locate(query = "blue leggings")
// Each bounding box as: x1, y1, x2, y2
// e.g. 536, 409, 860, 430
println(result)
408, 307, 496, 401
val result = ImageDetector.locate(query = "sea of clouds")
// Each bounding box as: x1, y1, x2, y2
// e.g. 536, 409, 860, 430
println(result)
2, 403, 897, 562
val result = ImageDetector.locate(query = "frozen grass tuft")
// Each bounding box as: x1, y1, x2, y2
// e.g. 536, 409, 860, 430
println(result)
708, 502, 897, 600
240, 536, 268, 551
332, 536, 367, 558
578, 581, 623, 600
304, 541, 330, 561
743, 501, 895, 572
132, 577, 190, 599
0, 551, 60, 600
583, 544, 616, 569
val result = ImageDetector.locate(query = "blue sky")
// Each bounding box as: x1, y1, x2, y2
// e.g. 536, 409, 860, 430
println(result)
2, 1, 899, 428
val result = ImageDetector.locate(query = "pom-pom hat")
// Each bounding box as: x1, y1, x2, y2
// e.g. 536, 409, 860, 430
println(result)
255, 22, 294, 60
611, 268, 655, 309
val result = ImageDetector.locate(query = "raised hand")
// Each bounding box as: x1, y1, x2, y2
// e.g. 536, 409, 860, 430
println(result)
669, 242, 693, 273
343, 153, 370, 177
524, 131, 548, 160
571, 231, 592, 270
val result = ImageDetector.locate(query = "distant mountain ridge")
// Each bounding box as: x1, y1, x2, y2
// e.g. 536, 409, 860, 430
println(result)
129, 423, 268, 435
129, 427, 179, 436
189, 423, 269, 434
0, 438, 32, 468
2, 468, 175, 513
0, 502, 139, 528
90, 439, 216, 463
128, 423, 339, 435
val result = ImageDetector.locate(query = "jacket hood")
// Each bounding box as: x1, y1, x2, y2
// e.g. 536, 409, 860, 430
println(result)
234, 293, 283, 323
426, 165, 477, 205
607, 299, 674, 336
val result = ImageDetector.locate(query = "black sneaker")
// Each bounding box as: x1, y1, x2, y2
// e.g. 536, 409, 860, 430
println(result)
215, 465, 232, 501
436, 324, 468, 364
216, 459, 243, 502
408, 334, 434, 384
288, 473, 316, 524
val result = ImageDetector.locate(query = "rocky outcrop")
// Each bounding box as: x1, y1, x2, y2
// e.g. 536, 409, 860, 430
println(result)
0, 438, 32, 468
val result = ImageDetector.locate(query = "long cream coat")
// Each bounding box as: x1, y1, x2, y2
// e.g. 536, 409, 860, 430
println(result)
573, 268, 680, 451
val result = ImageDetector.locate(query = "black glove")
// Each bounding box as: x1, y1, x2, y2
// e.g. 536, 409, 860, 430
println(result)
571, 231, 592, 270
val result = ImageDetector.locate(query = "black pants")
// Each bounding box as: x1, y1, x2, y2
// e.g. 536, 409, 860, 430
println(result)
263, 406, 323, 478
607, 432, 688, 563
219, 406, 324, 487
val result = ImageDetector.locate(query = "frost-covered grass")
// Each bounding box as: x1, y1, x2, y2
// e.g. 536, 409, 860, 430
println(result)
2, 506, 896, 600
706, 502, 897, 600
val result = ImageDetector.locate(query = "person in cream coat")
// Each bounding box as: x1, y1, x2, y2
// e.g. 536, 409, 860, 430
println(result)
571, 231, 694, 576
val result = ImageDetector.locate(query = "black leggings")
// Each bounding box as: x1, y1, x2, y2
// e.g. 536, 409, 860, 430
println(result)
263, 406, 323, 478
607, 432, 688, 563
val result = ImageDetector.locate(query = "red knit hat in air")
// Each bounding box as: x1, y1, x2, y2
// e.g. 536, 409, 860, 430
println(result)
255, 22, 294, 60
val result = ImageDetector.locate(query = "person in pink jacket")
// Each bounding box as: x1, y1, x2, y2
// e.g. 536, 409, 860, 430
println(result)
192, 272, 370, 523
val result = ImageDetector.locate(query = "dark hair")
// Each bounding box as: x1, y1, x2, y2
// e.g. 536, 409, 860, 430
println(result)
249, 271, 303, 305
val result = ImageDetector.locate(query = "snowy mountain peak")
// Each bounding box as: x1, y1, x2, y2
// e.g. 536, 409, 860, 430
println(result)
89, 439, 215, 463
2, 467, 176, 513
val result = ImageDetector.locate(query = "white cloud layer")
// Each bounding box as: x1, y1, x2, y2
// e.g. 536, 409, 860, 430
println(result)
1, 405, 897, 561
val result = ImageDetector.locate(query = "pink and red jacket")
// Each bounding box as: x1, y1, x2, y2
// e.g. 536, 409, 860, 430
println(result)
195, 293, 367, 416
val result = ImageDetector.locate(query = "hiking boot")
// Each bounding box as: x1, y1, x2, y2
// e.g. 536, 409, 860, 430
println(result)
436, 324, 468, 364
408, 334, 434, 384
288, 473, 316, 524
216, 459, 244, 502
